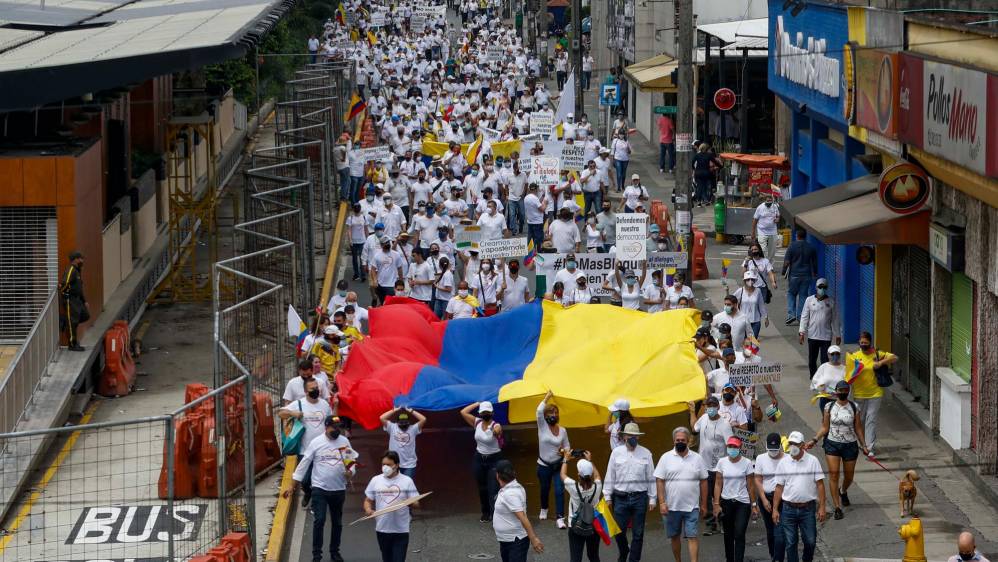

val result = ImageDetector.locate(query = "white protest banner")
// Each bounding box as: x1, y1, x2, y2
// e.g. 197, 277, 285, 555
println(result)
535, 252, 690, 298
485, 46, 504, 63
647, 252, 688, 270
454, 224, 481, 250
616, 213, 648, 261
413, 4, 446, 16
370, 10, 386, 26
732, 428, 760, 459
360, 145, 392, 163
531, 156, 560, 185
529, 111, 554, 137
479, 237, 529, 259
410, 14, 426, 30
728, 362, 783, 387
560, 144, 586, 171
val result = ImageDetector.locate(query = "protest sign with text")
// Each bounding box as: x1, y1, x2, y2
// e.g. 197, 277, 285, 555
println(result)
479, 237, 529, 259
531, 156, 560, 185
616, 213, 648, 261
529, 111, 554, 137
728, 362, 783, 387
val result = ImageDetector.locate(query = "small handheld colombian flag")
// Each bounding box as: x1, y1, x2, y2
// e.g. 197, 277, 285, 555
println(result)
594, 498, 621, 545
287, 305, 309, 352
523, 238, 537, 266
346, 91, 367, 121
366, 30, 378, 47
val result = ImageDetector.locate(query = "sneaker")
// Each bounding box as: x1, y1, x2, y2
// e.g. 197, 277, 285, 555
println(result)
785, 316, 796, 325
480, 515, 492, 523
834, 507, 844, 520
659, 168, 665, 173
69, 345, 85, 352
556, 517, 567, 529
840, 491, 851, 507
539, 508, 548, 520
331, 553, 344, 562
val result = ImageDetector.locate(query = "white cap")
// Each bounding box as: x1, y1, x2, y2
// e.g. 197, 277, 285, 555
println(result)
479, 401, 494, 413
816, 277, 829, 287
828, 345, 841, 354
609, 398, 630, 412
577, 459, 594, 477
631, 173, 640, 180
788, 431, 805, 444
323, 325, 342, 335
743, 270, 758, 280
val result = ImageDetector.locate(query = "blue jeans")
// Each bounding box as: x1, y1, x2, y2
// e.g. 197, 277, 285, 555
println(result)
659, 143, 675, 171
338, 168, 351, 201
527, 223, 544, 254
349, 175, 364, 203
582, 71, 592, 91
781, 502, 817, 562
499, 536, 529, 562
612, 491, 648, 561
536, 460, 565, 517
787, 275, 813, 319
311, 488, 345, 561
761, 493, 785, 562
351, 243, 365, 280
400, 466, 416, 478
750, 321, 761, 337
377, 531, 409, 562
614, 160, 629, 191
583, 191, 602, 217
433, 299, 448, 319
507, 199, 525, 234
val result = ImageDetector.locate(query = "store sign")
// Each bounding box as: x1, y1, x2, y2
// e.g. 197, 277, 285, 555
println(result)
855, 50, 899, 138
898, 54, 998, 178
713, 88, 736, 111
878, 161, 931, 215
773, 15, 840, 98
928, 222, 965, 272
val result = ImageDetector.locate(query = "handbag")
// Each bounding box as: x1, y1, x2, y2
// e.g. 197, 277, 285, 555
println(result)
281, 399, 307, 456
874, 350, 894, 387
749, 258, 772, 304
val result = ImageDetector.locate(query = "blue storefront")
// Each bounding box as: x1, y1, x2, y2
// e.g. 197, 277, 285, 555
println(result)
767, 0, 874, 342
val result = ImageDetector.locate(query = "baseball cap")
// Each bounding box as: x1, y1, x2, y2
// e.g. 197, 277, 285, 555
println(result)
766, 432, 782, 450
726, 436, 742, 447
621, 422, 643, 435
743, 270, 757, 280
649, 224, 660, 233
834, 380, 851, 391
721, 347, 736, 358
816, 277, 829, 288
609, 398, 630, 412
828, 345, 841, 354
478, 401, 494, 413
705, 395, 720, 406
631, 173, 640, 180
323, 325, 342, 336
324, 415, 341, 427
694, 327, 711, 339
788, 431, 805, 444
374, 222, 386, 230
718, 322, 732, 334
577, 459, 594, 477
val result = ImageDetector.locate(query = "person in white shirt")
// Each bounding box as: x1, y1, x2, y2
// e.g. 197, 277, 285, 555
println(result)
610, 132, 632, 192
560, 450, 603, 562
288, 416, 356, 562
363, 451, 421, 561
406, 250, 435, 306
370, 238, 406, 305
524, 183, 548, 251
446, 280, 477, 319
713, 436, 758, 562
493, 459, 545, 558
754, 433, 787, 562
665, 272, 695, 309
604, 422, 656, 562
377, 195, 408, 240
548, 208, 581, 253
476, 200, 507, 240
277, 377, 333, 507
706, 347, 736, 394
553, 254, 585, 290
564, 275, 593, 306
798, 278, 841, 379
772, 431, 827, 562
460, 401, 505, 522
712, 294, 757, 351
504, 162, 528, 234
431, 255, 455, 319
469, 259, 500, 313
752, 194, 782, 262
948, 532, 991, 562
535, 391, 571, 528
498, 260, 530, 311
718, 383, 750, 430
346, 203, 370, 281
733, 270, 768, 337
410, 204, 444, 252
379, 407, 427, 478
688, 396, 732, 536
620, 174, 649, 213
283, 359, 331, 404
584, 214, 603, 252
654, 426, 708, 562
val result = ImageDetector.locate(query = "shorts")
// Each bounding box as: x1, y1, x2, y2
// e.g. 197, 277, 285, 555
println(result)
665, 508, 699, 538
823, 438, 859, 461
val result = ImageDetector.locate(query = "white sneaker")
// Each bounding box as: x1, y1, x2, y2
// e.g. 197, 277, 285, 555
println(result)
539, 509, 548, 520
556, 517, 567, 529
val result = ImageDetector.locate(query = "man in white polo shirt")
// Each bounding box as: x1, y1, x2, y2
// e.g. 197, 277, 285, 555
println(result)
654, 426, 708, 562
493, 459, 544, 561
772, 431, 827, 562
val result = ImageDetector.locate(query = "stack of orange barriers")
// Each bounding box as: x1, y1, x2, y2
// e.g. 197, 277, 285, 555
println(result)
189, 532, 252, 562
158, 384, 282, 500
97, 320, 137, 397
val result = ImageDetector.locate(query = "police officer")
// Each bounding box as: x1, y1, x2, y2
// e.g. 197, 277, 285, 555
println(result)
59, 250, 88, 351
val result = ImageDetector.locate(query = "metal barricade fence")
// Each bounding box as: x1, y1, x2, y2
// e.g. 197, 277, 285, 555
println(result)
0, 375, 256, 562
0, 290, 59, 437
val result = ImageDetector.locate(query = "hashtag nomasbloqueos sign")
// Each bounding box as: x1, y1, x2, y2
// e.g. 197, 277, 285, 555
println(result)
728, 362, 783, 386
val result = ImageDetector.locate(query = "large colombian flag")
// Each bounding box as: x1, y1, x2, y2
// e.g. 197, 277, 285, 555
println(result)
336, 297, 706, 429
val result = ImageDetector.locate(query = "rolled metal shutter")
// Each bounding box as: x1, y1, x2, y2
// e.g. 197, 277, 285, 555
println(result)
824, 243, 843, 307
859, 262, 875, 334
0, 207, 58, 342
950, 273, 973, 382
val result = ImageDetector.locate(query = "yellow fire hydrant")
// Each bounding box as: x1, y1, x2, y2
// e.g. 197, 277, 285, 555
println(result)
899, 517, 927, 562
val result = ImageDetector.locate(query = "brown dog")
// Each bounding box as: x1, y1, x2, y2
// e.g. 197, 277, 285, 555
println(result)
899, 469, 919, 518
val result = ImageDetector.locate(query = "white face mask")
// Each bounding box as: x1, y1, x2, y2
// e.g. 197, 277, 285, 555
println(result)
789, 445, 801, 457
382, 464, 396, 477
768, 449, 781, 459
458, 289, 469, 298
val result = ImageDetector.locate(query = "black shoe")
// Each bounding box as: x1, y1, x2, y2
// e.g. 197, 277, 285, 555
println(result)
331, 552, 344, 562
840, 491, 850, 506
834, 507, 844, 520
352, 275, 360, 281
69, 345, 85, 352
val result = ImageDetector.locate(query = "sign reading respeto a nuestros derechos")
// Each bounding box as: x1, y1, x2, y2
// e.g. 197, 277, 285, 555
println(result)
560, 144, 586, 171
479, 238, 529, 259
615, 213, 648, 261
728, 362, 783, 386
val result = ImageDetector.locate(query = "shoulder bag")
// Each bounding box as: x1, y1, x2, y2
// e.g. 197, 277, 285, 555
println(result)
281, 399, 306, 456
749, 258, 772, 304
873, 350, 894, 388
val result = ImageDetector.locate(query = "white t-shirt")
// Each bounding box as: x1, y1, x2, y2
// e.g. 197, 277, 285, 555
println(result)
501, 274, 529, 310
714, 456, 755, 504
477, 212, 506, 240
346, 213, 368, 244
665, 284, 694, 308
446, 296, 476, 319
642, 284, 665, 313
372, 249, 404, 287
653, 450, 708, 512
434, 270, 455, 301
283, 374, 330, 402
385, 421, 422, 468
364, 473, 419, 533
554, 268, 585, 289
536, 402, 570, 465
754, 452, 784, 494
811, 361, 846, 393
470, 271, 500, 305
407, 261, 434, 301
564, 477, 602, 526
774, 453, 824, 502
712, 311, 753, 350
694, 414, 733, 472
620, 284, 643, 310
706, 367, 730, 394
718, 398, 749, 427
284, 398, 333, 449
549, 219, 580, 252
611, 138, 631, 161
524, 193, 545, 224
493, 480, 528, 542
622, 184, 647, 209
753, 203, 781, 236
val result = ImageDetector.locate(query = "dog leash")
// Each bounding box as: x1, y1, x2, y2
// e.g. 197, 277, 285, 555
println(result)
866, 453, 901, 480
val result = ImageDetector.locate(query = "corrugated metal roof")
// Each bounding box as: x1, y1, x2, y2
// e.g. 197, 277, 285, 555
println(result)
0, 0, 131, 26
723, 36, 768, 51
0, 28, 43, 51
697, 17, 768, 45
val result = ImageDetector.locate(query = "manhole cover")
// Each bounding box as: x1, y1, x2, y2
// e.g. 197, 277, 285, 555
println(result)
468, 554, 495, 560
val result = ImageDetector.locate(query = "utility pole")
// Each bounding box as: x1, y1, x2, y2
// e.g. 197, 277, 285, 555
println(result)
675, 0, 694, 279
572, 0, 583, 116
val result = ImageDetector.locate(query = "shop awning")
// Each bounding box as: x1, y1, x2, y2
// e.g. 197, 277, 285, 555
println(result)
624, 54, 678, 93
782, 175, 930, 245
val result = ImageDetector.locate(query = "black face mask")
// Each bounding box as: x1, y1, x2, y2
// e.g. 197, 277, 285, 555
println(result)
544, 415, 558, 425
626, 436, 639, 448
328, 429, 341, 440
307, 388, 320, 399
836, 392, 850, 401
674, 442, 688, 453
509, 265, 519, 274
480, 413, 492, 421
397, 422, 410, 431
859, 343, 872, 351
752, 251, 763, 258
723, 393, 735, 403
959, 553, 976, 561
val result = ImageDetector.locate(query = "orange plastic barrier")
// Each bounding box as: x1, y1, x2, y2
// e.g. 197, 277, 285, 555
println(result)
221, 532, 252, 562
97, 320, 136, 397
252, 392, 282, 473
210, 543, 240, 562
157, 415, 196, 499
649, 200, 671, 234
188, 556, 218, 562
692, 227, 709, 280
197, 414, 219, 497
185, 383, 210, 406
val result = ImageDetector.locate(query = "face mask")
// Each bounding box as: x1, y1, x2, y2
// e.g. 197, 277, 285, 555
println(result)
723, 393, 735, 403
752, 251, 763, 257
727, 448, 740, 459
382, 244, 391, 251
307, 388, 320, 399
706, 407, 719, 418
625, 278, 637, 287
829, 354, 841, 365
674, 442, 687, 453
768, 449, 781, 459
509, 265, 519, 274
481, 263, 492, 272
837, 392, 850, 401
765, 201, 773, 207
626, 436, 639, 448
724, 305, 733, 314
544, 415, 558, 425
566, 260, 577, 269
328, 429, 341, 440
657, 243, 667, 250
745, 279, 755, 287
430, 249, 440, 256
959, 553, 976, 561
859, 343, 872, 352
382, 464, 396, 477
789, 445, 801, 457
743, 348, 753, 357
397, 422, 410, 431
458, 289, 469, 297
816, 288, 827, 297
480, 413, 492, 421
426, 208, 434, 216
367, 195, 376, 202
471, 170, 479, 176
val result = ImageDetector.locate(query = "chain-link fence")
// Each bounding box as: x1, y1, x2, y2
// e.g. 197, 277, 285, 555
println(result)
0, 375, 256, 562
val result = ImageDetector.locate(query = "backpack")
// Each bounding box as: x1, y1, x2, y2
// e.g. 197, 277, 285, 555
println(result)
570, 482, 597, 536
